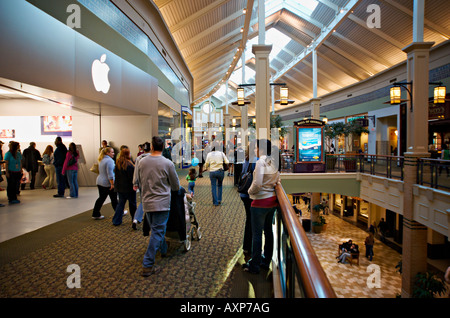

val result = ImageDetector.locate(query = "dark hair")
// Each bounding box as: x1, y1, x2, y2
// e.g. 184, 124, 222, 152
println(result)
256, 139, 272, 156
152, 136, 164, 152
189, 168, 197, 178
9, 141, 20, 158
69, 142, 77, 155
143, 142, 151, 152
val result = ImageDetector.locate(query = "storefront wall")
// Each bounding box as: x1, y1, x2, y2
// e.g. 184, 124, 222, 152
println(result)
0, 1, 159, 186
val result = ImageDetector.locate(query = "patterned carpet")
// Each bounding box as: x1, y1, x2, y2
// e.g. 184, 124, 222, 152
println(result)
0, 170, 248, 298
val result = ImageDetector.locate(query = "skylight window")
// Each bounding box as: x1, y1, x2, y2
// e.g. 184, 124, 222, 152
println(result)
229, 66, 255, 85
243, 28, 291, 61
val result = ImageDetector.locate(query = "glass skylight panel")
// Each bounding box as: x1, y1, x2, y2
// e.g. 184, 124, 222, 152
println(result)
229, 66, 255, 85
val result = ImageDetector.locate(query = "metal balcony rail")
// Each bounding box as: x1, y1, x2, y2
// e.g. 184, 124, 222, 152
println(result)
417, 158, 450, 191
281, 152, 450, 191
273, 183, 336, 298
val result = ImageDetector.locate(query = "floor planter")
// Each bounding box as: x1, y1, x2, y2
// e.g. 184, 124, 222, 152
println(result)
343, 159, 357, 172
312, 224, 324, 233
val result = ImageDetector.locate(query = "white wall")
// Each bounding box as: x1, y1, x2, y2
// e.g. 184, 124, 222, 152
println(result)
0, 99, 153, 187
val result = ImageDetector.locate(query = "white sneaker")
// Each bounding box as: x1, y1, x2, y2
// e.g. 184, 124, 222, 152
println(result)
123, 210, 128, 215
92, 216, 105, 220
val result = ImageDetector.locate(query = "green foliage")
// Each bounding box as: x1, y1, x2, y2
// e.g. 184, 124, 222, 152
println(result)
324, 120, 369, 138
312, 215, 327, 226
412, 272, 447, 298
248, 114, 287, 137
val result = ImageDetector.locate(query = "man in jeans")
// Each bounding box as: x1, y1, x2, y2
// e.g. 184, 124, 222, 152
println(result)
135, 136, 180, 277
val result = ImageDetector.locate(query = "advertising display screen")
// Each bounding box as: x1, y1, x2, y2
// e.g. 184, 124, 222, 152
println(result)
41, 116, 72, 136
298, 127, 323, 162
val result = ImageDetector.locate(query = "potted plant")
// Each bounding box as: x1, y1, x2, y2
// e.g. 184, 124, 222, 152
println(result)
312, 215, 327, 233
412, 271, 447, 298
312, 204, 327, 233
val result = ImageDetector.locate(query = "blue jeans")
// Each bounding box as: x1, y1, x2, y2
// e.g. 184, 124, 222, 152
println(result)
134, 203, 144, 223
66, 170, 78, 198
188, 181, 195, 195
143, 211, 170, 268
248, 206, 276, 272
112, 191, 137, 225
209, 170, 224, 205
55, 166, 65, 196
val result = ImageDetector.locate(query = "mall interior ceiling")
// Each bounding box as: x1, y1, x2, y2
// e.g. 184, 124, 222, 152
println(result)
152, 0, 450, 115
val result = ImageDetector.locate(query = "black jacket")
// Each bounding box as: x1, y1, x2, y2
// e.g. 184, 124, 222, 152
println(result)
53, 143, 67, 167
22, 147, 41, 172
114, 162, 135, 193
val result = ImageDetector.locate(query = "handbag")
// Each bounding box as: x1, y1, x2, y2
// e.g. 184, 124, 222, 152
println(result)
222, 153, 229, 172
237, 162, 254, 194
90, 163, 99, 174
68, 155, 77, 167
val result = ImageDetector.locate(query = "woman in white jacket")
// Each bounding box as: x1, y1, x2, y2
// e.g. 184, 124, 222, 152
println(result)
243, 139, 280, 274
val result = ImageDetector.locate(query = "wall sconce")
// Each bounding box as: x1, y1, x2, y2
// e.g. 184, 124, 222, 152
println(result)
434, 86, 446, 104
321, 115, 328, 124
390, 86, 402, 104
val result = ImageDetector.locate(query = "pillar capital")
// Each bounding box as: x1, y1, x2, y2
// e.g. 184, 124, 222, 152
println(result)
252, 44, 273, 55
402, 41, 434, 54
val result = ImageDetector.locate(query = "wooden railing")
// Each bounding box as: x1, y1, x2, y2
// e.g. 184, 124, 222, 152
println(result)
273, 183, 336, 298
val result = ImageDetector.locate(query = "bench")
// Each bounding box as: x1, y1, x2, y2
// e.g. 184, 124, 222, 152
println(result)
338, 244, 360, 266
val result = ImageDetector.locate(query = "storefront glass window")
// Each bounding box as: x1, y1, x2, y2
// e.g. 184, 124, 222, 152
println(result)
158, 102, 180, 146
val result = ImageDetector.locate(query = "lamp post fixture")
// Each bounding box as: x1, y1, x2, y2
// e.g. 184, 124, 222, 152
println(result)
390, 81, 446, 110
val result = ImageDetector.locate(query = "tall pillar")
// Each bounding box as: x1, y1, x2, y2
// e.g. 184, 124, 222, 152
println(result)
401, 40, 434, 298
311, 98, 321, 119
252, 45, 272, 139
241, 52, 249, 147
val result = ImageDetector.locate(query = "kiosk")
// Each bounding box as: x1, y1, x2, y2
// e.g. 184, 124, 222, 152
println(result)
293, 119, 326, 173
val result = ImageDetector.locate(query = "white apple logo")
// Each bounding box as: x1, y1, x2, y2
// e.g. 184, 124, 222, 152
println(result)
91, 54, 110, 94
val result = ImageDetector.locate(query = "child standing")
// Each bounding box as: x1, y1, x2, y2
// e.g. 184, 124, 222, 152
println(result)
186, 168, 197, 196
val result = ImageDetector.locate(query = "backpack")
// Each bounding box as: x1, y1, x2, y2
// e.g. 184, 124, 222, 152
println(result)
237, 161, 255, 194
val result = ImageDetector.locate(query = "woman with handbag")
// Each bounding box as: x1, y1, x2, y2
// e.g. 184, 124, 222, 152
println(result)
204, 141, 229, 206
243, 139, 280, 274
238, 140, 257, 255
62, 142, 79, 198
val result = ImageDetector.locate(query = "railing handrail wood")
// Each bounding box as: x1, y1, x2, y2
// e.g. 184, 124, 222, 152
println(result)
275, 183, 337, 298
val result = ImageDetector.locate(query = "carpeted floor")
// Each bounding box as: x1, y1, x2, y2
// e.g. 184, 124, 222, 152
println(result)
0, 170, 273, 298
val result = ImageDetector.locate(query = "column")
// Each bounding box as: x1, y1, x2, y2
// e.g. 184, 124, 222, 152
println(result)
311, 98, 321, 119
400, 5, 434, 295
311, 49, 321, 120
252, 45, 272, 139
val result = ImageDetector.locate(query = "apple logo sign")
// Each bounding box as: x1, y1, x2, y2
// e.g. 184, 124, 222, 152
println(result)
91, 54, 110, 94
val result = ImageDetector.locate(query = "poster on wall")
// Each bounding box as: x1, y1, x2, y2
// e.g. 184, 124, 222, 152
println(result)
298, 127, 322, 162
41, 116, 72, 136
0, 129, 15, 138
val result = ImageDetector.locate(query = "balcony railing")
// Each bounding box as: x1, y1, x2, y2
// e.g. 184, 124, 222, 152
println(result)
273, 183, 336, 298
417, 158, 450, 191
280, 153, 450, 191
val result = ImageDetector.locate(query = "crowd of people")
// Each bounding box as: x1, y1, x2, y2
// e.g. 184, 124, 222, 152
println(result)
0, 138, 80, 206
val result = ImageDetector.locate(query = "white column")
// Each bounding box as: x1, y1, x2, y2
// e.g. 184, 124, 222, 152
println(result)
253, 45, 272, 139
241, 51, 248, 146
311, 50, 321, 119
258, 0, 265, 45
413, 0, 425, 42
